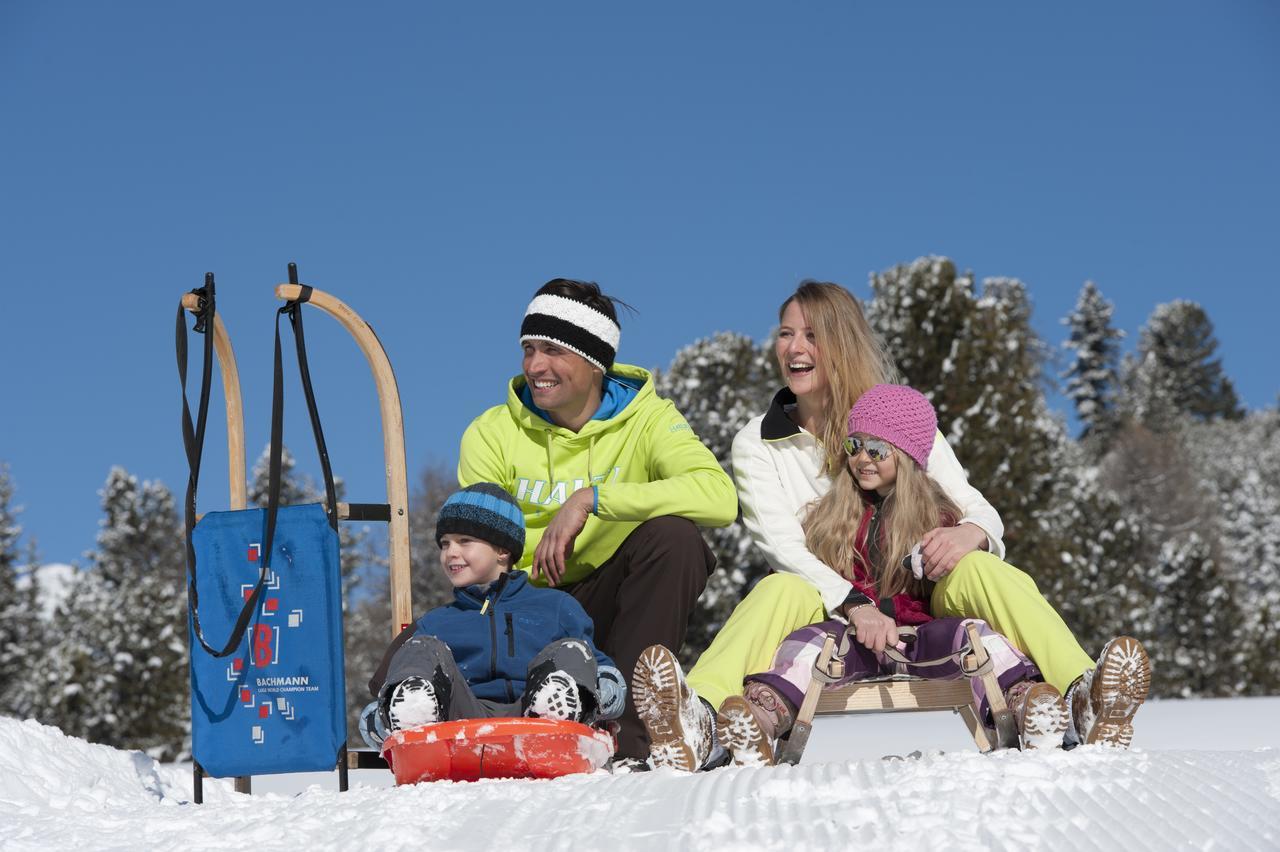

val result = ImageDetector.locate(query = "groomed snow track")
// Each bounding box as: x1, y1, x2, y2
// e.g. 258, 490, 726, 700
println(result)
4, 715, 1280, 851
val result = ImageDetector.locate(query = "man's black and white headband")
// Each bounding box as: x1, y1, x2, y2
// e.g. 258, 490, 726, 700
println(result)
520, 294, 621, 371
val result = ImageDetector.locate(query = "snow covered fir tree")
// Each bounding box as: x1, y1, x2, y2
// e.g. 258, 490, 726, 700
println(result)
3, 255, 1279, 757
1062, 281, 1124, 445
653, 331, 780, 662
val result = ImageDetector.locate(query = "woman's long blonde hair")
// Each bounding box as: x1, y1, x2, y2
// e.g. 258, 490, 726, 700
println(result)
779, 282, 898, 474
802, 448, 961, 598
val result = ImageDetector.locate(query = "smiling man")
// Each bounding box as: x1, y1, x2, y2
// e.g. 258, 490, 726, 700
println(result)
457, 278, 737, 761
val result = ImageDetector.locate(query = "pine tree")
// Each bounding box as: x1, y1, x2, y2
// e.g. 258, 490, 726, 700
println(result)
1120, 300, 1243, 430
1062, 282, 1124, 443
870, 260, 1061, 570
249, 444, 320, 509
866, 257, 967, 411
654, 331, 780, 662
1136, 532, 1239, 698
1185, 409, 1280, 695
0, 466, 46, 718
40, 468, 188, 757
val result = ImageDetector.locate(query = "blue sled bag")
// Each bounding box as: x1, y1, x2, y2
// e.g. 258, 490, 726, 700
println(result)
178, 280, 346, 779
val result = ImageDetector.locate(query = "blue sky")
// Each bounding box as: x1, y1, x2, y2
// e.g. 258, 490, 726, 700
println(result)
2, 2, 1277, 567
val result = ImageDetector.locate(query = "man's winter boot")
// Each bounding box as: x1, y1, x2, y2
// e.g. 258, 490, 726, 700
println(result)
524, 670, 584, 723
1004, 681, 1069, 750
715, 695, 774, 767
386, 676, 441, 731
632, 645, 714, 771
1069, 636, 1151, 748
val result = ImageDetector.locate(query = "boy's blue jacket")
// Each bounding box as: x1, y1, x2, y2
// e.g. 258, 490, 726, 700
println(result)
415, 570, 615, 704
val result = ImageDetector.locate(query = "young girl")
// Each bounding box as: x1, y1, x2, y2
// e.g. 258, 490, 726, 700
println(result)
715, 384, 1149, 764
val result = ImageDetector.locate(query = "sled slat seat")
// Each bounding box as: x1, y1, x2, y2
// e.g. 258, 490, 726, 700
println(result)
814, 675, 976, 715
775, 622, 1015, 764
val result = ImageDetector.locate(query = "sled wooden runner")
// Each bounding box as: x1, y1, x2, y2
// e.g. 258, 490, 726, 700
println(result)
180, 289, 252, 797
775, 622, 1018, 765
274, 279, 412, 638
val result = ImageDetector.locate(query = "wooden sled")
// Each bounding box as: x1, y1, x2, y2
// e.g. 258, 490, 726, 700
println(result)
384, 718, 616, 784
182, 266, 414, 796
775, 622, 1019, 765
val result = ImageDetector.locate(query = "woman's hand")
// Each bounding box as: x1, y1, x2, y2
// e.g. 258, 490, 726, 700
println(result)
846, 605, 898, 655
920, 523, 988, 580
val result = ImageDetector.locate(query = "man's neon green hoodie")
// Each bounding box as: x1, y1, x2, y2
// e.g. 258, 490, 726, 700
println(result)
458, 363, 737, 586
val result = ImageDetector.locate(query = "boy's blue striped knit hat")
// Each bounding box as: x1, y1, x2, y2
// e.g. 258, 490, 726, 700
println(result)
435, 483, 525, 562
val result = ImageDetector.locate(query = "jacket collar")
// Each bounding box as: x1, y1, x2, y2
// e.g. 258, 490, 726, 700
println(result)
455, 569, 526, 609
761, 387, 803, 441
505, 362, 654, 438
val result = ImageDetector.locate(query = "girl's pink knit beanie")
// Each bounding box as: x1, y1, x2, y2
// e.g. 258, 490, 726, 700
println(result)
846, 384, 937, 470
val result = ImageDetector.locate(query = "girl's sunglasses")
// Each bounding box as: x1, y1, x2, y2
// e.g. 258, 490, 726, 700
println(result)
842, 436, 893, 462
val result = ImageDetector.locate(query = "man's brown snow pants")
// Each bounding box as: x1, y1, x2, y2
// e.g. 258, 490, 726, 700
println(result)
562, 516, 716, 761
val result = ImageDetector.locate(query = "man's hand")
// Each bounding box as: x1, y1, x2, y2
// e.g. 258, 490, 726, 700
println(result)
532, 487, 595, 586
846, 604, 898, 655
920, 523, 988, 581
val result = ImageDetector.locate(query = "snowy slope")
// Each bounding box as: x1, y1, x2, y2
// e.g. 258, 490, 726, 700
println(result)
3, 699, 1279, 851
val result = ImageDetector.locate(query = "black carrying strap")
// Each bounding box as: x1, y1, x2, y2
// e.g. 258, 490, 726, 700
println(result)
178, 264, 338, 658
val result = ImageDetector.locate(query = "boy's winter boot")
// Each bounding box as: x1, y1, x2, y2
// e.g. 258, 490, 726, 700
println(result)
1003, 681, 1070, 750
632, 645, 715, 771
715, 695, 775, 767
1067, 636, 1152, 748
524, 670, 584, 723
386, 676, 441, 731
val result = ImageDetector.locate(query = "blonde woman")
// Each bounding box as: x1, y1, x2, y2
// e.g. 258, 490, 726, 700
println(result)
632, 282, 1147, 771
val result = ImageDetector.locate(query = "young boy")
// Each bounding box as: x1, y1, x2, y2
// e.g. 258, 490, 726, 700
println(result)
361, 483, 626, 746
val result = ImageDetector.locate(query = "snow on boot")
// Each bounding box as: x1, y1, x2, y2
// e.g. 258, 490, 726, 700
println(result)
632, 645, 713, 772
387, 676, 441, 731
1072, 636, 1151, 748
524, 670, 584, 722
715, 695, 774, 768
608, 757, 652, 774
1004, 681, 1069, 750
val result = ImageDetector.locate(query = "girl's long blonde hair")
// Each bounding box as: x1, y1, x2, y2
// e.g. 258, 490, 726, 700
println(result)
802, 447, 961, 598
779, 282, 898, 474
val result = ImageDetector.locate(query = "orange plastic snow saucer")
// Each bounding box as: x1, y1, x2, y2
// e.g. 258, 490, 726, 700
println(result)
383, 717, 615, 784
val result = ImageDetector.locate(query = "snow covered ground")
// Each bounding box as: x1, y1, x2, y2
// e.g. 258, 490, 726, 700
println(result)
3, 697, 1279, 851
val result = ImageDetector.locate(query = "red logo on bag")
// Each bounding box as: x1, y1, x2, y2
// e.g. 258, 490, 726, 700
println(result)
247, 546, 259, 562
265, 598, 279, 613
232, 658, 244, 672
253, 624, 275, 668
259, 704, 270, 718
240, 688, 251, 703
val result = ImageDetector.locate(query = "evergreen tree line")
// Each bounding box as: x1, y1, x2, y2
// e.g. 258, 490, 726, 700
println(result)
2, 255, 1275, 757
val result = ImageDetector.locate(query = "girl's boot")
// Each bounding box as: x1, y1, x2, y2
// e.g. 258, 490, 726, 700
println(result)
1004, 681, 1070, 749
716, 684, 786, 767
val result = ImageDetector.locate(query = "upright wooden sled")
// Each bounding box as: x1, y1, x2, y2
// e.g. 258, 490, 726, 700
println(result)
182, 266, 414, 791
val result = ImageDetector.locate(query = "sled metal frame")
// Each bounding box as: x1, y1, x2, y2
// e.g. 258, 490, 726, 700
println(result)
775, 622, 1018, 765
183, 275, 409, 799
